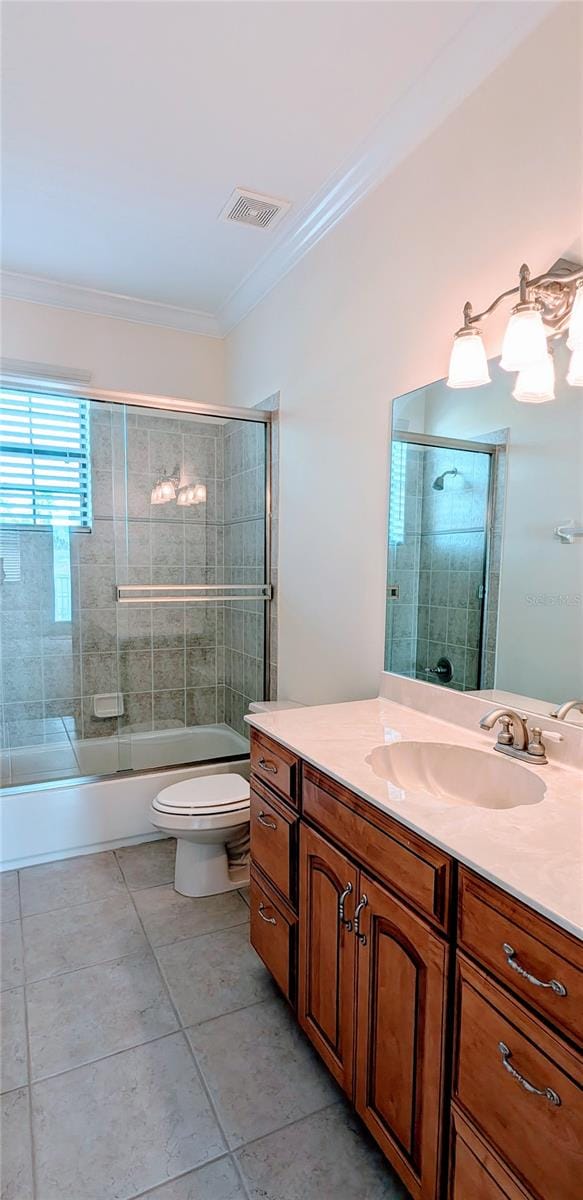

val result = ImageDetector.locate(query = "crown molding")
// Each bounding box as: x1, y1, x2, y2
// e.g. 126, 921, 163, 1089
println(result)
217, 0, 554, 334
0, 271, 221, 338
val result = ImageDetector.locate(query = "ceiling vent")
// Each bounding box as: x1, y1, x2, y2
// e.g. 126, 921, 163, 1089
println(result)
219, 188, 292, 231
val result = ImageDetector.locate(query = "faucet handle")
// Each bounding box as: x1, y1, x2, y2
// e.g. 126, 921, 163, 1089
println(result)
527, 727, 547, 760
496, 715, 514, 746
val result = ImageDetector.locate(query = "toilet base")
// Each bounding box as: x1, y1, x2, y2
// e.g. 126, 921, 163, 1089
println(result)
174, 836, 249, 898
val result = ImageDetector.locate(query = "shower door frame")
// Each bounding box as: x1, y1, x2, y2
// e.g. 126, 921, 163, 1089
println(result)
0, 377, 275, 790
391, 431, 499, 691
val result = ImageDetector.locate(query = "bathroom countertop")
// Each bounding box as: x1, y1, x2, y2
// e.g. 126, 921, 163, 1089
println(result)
245, 698, 583, 939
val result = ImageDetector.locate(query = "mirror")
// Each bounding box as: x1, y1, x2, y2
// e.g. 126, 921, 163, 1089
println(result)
384, 340, 583, 719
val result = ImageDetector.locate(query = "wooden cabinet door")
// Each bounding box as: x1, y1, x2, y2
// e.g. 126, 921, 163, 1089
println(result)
298, 823, 358, 1094
354, 872, 449, 1200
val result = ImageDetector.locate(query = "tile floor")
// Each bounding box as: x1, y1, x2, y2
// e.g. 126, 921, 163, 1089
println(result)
1, 840, 407, 1200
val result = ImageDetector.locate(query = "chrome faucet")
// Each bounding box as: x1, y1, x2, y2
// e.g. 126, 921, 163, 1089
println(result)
479, 708, 547, 764
550, 699, 583, 721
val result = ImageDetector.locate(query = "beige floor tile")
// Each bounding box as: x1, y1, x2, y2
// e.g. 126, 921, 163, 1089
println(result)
116, 838, 176, 890
237, 1101, 408, 1199
22, 894, 147, 981
157, 924, 274, 1026
0, 872, 20, 923
135, 1157, 246, 1199
133, 884, 248, 948
187, 996, 339, 1149
27, 950, 179, 1079
32, 1033, 226, 1200
1, 920, 24, 990
20, 851, 126, 916
0, 1086, 33, 1200
0, 987, 27, 1093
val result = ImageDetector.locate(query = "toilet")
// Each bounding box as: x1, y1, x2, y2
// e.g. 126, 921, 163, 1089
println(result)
150, 772, 250, 898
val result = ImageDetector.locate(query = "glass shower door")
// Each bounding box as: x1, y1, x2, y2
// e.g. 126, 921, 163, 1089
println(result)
386, 437, 492, 692
116, 404, 270, 772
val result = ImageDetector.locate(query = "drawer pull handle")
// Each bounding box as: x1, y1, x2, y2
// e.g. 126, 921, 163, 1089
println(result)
258, 757, 278, 774
502, 943, 567, 997
354, 894, 368, 945
258, 903, 277, 926
338, 882, 353, 931
257, 811, 277, 830
498, 1042, 561, 1106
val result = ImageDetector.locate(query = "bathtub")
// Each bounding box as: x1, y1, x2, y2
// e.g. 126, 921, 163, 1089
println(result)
0, 723, 250, 870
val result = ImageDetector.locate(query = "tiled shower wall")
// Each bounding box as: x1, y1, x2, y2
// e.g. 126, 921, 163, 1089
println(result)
0, 398, 277, 747
387, 442, 496, 692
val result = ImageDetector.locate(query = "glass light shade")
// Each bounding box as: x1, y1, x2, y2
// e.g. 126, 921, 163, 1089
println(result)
512, 352, 555, 403
192, 484, 207, 504
176, 486, 190, 506
447, 328, 490, 388
158, 478, 176, 502
150, 483, 164, 505
567, 282, 583, 350
567, 347, 583, 386
500, 303, 547, 371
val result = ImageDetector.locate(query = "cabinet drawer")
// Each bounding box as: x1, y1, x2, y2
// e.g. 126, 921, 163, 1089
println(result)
250, 781, 297, 907
250, 730, 298, 807
250, 868, 296, 1004
459, 868, 583, 1047
450, 1111, 532, 1200
302, 765, 452, 931
453, 957, 583, 1200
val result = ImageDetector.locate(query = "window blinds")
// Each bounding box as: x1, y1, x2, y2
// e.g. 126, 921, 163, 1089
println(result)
0, 390, 92, 529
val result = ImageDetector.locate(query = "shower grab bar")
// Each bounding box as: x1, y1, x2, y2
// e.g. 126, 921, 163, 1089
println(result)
554, 522, 583, 544
116, 583, 272, 604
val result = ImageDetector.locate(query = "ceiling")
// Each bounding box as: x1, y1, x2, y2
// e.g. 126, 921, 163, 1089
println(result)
1, 1, 552, 334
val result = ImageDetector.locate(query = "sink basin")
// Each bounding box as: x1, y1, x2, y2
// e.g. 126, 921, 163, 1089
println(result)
367, 741, 546, 809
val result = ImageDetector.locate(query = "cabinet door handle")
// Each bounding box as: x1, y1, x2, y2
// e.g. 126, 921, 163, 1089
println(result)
338, 882, 353, 931
502, 944, 567, 996
258, 757, 278, 774
258, 903, 277, 925
498, 1042, 561, 1106
354, 894, 368, 945
257, 810, 277, 830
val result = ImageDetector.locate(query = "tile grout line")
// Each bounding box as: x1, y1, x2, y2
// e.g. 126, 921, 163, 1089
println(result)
17, 868, 38, 1200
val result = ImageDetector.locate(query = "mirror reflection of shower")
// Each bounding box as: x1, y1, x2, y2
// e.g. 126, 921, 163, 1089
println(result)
432, 467, 459, 491
386, 433, 499, 693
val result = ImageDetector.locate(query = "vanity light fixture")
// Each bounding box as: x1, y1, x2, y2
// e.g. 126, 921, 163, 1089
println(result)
448, 259, 583, 399
151, 469, 207, 508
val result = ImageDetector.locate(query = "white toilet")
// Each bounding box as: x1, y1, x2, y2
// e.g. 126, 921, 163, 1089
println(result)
150, 772, 250, 898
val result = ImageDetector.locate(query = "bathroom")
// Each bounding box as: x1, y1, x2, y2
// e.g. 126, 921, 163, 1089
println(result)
1, 3, 581, 1199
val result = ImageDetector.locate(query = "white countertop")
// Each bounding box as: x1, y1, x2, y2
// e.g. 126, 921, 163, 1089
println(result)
246, 697, 583, 939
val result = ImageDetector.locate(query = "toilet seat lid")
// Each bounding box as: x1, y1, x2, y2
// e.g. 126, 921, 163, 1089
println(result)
153, 772, 249, 814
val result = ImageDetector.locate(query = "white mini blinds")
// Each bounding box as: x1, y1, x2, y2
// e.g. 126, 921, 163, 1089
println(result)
0, 389, 92, 528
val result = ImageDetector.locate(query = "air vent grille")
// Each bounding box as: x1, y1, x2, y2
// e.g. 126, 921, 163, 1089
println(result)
219, 188, 291, 231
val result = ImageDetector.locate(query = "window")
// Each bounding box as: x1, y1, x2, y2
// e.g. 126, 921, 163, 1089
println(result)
389, 439, 407, 546
0, 389, 91, 529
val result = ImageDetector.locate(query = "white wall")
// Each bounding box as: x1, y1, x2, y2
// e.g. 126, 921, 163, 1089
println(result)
1, 298, 225, 405
225, 5, 582, 705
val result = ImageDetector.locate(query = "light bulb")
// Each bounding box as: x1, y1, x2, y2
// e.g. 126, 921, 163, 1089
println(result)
158, 478, 176, 502
567, 347, 583, 386
150, 483, 164, 505
512, 352, 555, 403
500, 303, 547, 371
176, 486, 190, 506
567, 281, 583, 350
447, 328, 490, 388
192, 484, 207, 504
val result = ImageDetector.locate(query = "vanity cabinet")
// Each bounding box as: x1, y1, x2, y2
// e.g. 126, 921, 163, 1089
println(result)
298, 823, 358, 1092
248, 730, 583, 1200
